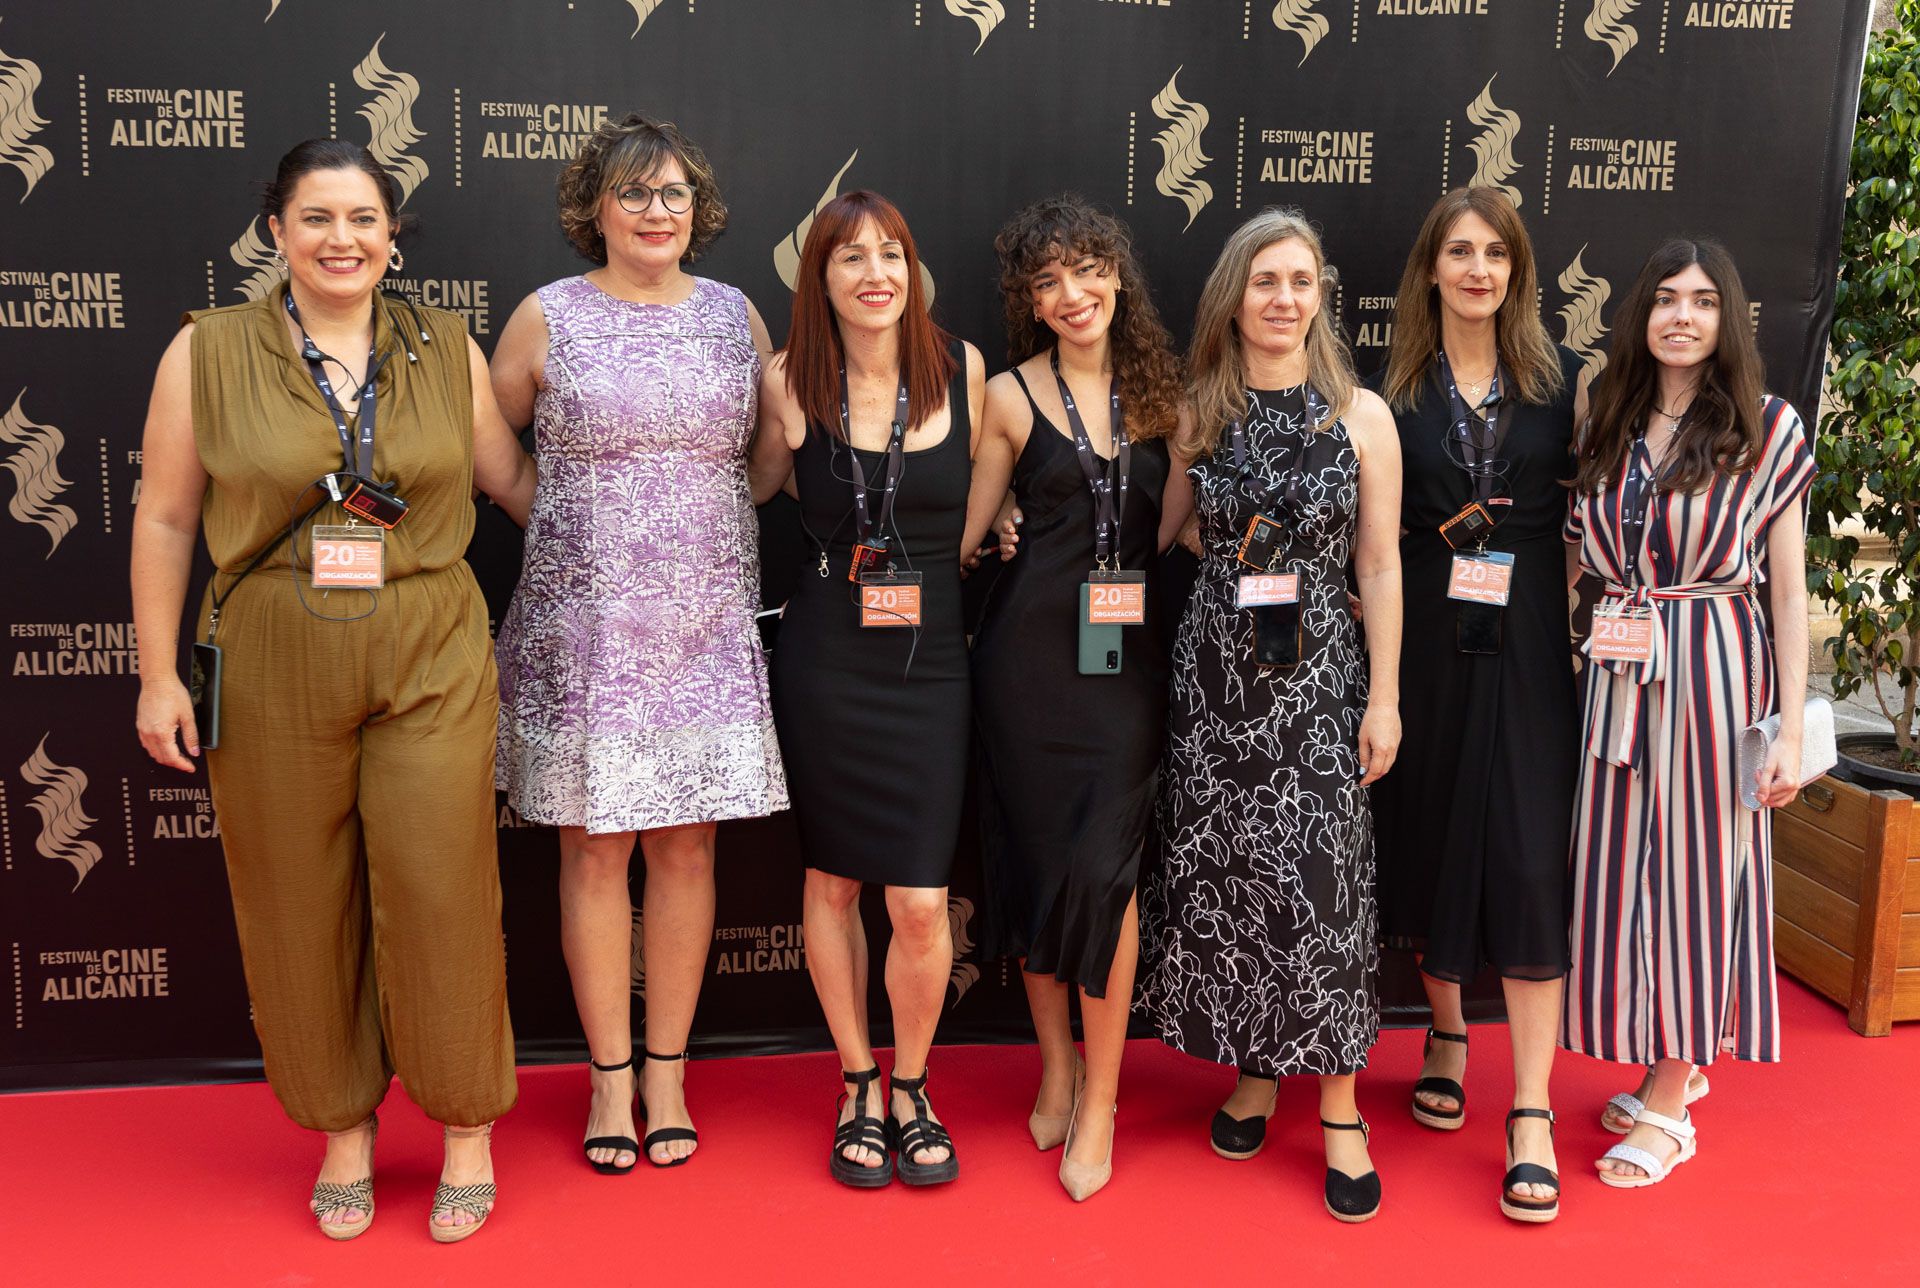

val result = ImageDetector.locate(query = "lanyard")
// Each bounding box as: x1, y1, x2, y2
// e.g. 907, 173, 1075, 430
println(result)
1616, 435, 1665, 592
1229, 383, 1327, 519
841, 367, 911, 546
1051, 349, 1129, 567
1437, 351, 1507, 504
285, 292, 387, 480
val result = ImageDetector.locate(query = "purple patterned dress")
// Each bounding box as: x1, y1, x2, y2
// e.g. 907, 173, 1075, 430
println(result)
494, 275, 788, 833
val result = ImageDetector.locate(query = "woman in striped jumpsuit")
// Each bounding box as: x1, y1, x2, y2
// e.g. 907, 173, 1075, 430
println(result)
1563, 238, 1813, 1189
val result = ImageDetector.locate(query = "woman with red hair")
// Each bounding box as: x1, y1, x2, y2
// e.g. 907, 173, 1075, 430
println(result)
751, 191, 985, 1189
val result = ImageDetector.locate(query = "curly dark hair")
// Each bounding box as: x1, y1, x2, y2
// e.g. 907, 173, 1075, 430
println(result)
554, 112, 727, 264
994, 196, 1182, 442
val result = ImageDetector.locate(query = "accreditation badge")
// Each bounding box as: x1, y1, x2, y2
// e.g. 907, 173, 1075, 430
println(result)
1589, 601, 1656, 664
1236, 572, 1300, 609
1085, 569, 1147, 625
310, 523, 385, 588
1447, 551, 1515, 606
858, 570, 923, 628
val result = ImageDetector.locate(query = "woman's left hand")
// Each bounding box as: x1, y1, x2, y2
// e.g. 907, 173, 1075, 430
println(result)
1357, 702, 1401, 786
1755, 734, 1803, 809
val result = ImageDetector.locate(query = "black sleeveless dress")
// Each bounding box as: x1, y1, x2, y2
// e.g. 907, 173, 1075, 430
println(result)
1368, 347, 1581, 983
769, 345, 972, 888
972, 370, 1170, 995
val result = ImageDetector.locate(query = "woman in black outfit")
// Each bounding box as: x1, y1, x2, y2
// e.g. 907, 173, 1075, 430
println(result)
1368, 186, 1576, 1222
964, 197, 1187, 1202
750, 191, 985, 1189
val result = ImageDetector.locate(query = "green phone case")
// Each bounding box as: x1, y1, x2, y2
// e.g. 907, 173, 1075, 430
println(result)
1077, 583, 1124, 676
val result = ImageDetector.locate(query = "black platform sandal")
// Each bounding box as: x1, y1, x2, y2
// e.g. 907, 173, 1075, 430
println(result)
888, 1068, 960, 1187
1209, 1073, 1278, 1161
582, 1055, 639, 1175
830, 1065, 893, 1189
1321, 1117, 1382, 1224
1410, 1027, 1468, 1131
639, 1048, 698, 1168
1500, 1108, 1560, 1224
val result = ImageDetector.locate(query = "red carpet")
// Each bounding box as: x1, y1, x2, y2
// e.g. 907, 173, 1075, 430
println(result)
4, 976, 1914, 1287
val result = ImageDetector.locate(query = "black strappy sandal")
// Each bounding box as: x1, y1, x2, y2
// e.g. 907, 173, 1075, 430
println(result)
830, 1065, 893, 1189
888, 1068, 959, 1187
639, 1048, 699, 1168
582, 1055, 640, 1175
1321, 1117, 1382, 1224
1500, 1108, 1561, 1224
1410, 1027, 1468, 1130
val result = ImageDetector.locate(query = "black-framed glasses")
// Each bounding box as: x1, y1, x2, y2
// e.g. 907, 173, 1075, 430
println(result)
615, 181, 695, 215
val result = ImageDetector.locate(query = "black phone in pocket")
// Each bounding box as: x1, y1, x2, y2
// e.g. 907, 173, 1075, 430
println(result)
190, 642, 222, 750
1251, 601, 1303, 669
1456, 602, 1502, 655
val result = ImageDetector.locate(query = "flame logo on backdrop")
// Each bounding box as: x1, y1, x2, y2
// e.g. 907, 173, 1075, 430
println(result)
1150, 67, 1212, 231
1464, 75, 1522, 209
0, 24, 55, 203
1557, 245, 1612, 381
629, 902, 646, 999
1585, 0, 1641, 76
1271, 1, 1329, 67
624, 0, 664, 37
21, 734, 102, 891
352, 35, 427, 205
264, 0, 282, 19
0, 390, 78, 558
228, 217, 281, 302
946, 1, 1004, 54
947, 896, 980, 1007
773, 149, 936, 304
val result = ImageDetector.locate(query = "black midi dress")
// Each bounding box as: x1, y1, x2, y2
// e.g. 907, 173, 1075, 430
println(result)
769, 345, 972, 888
1368, 347, 1582, 983
972, 370, 1170, 995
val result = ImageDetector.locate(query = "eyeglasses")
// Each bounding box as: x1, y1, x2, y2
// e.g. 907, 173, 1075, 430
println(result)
615, 181, 695, 215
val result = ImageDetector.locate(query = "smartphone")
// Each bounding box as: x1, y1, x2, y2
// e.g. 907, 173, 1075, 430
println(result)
1251, 602, 1303, 669
1456, 601, 1502, 655
1077, 583, 1123, 675
189, 642, 222, 750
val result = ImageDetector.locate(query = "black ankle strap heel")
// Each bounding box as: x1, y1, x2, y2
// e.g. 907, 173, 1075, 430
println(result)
582, 1054, 638, 1175
1411, 1027, 1468, 1131
1320, 1117, 1382, 1224
639, 1048, 697, 1168
1500, 1108, 1560, 1224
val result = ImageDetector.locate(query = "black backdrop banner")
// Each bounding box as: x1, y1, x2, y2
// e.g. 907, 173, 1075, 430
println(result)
0, 1, 1870, 1091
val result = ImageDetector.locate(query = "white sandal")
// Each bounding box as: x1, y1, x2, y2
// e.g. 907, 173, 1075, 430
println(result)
1598, 1108, 1697, 1188
1601, 1067, 1709, 1134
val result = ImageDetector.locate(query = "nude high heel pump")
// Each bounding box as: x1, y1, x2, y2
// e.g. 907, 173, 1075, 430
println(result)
1029, 1057, 1086, 1151
1058, 1094, 1114, 1202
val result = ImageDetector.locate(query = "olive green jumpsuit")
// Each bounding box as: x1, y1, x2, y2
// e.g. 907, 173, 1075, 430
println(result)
185, 283, 516, 1132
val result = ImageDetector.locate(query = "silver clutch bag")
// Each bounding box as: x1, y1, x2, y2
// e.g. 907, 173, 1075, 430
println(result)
1738, 696, 1837, 810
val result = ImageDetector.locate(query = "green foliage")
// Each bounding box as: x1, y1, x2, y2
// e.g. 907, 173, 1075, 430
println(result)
1811, 0, 1920, 760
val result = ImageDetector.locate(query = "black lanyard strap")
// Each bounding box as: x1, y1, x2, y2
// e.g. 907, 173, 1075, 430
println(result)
840, 366, 911, 545
1050, 349, 1129, 567
1437, 350, 1508, 505
1229, 383, 1327, 519
285, 291, 386, 480
1616, 434, 1667, 592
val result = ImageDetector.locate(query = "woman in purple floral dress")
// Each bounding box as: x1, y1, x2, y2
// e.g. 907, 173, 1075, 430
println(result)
491, 115, 787, 1174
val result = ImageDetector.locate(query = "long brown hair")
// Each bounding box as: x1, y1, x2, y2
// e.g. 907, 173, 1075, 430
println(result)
1380, 186, 1564, 413
782, 191, 958, 434
992, 195, 1181, 442
1178, 207, 1357, 461
1573, 237, 1765, 494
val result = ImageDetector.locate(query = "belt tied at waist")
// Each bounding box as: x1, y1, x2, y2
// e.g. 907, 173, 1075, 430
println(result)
1584, 580, 1753, 770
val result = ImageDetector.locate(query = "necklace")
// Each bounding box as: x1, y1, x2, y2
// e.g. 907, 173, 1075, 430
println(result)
1654, 401, 1690, 433
1445, 352, 1496, 399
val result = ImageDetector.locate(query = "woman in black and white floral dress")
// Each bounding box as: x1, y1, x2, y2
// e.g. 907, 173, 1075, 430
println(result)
1137, 208, 1402, 1223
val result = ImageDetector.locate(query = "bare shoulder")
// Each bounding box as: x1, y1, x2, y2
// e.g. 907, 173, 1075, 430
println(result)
1342, 387, 1396, 451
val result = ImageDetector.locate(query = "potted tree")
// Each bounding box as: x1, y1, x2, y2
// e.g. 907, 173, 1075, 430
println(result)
1810, 0, 1920, 793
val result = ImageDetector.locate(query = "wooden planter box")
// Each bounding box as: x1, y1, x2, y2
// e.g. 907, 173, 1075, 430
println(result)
1773, 775, 1920, 1036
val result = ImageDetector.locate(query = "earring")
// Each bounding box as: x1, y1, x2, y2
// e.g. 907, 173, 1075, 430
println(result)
272, 248, 288, 276
387, 245, 405, 273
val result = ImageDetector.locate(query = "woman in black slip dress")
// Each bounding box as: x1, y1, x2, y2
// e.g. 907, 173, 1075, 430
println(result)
749, 191, 985, 1190
963, 197, 1187, 1203
1368, 186, 1578, 1223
